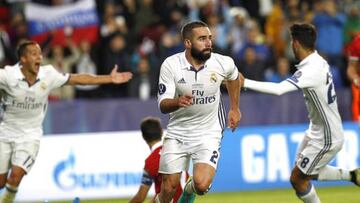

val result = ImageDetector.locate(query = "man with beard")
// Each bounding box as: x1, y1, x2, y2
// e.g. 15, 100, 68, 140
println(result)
241, 23, 360, 203
155, 21, 241, 203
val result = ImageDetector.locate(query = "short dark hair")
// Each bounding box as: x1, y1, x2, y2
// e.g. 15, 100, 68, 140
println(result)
16, 41, 37, 59
140, 117, 162, 143
290, 23, 317, 50
181, 21, 208, 40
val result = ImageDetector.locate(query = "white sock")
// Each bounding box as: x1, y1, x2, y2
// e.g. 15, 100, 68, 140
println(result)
317, 165, 351, 181
297, 184, 321, 203
0, 183, 18, 203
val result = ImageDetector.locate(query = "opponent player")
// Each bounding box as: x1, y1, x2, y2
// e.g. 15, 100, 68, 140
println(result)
241, 23, 360, 203
129, 117, 188, 203
346, 35, 360, 122
156, 21, 241, 203
0, 41, 132, 203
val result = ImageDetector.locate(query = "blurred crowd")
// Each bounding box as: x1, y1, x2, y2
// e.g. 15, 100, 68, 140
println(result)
0, 0, 359, 100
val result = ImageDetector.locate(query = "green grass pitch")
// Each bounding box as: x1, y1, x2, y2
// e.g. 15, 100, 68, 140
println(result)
49, 185, 359, 203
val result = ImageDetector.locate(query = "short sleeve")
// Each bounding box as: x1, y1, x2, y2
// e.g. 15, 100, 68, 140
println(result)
46, 65, 70, 89
0, 69, 8, 89
157, 60, 176, 105
227, 57, 239, 80
221, 56, 239, 81
286, 67, 323, 89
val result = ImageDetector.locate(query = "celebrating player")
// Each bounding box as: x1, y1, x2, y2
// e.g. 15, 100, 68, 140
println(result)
0, 41, 132, 203
156, 21, 241, 203
241, 23, 360, 203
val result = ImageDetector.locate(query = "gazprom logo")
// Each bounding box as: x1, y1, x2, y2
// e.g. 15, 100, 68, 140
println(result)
53, 152, 142, 190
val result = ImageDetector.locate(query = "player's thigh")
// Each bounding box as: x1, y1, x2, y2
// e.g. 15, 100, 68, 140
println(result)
12, 139, 40, 174
0, 140, 12, 174
159, 137, 189, 174
296, 140, 343, 175
191, 137, 221, 171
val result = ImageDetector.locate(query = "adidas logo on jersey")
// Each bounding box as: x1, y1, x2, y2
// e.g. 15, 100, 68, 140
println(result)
178, 78, 186, 84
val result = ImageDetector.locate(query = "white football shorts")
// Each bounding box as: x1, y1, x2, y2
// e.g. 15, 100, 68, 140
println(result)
296, 135, 343, 175
159, 136, 221, 174
0, 138, 40, 174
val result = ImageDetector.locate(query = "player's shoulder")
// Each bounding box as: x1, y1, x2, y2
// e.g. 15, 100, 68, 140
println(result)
40, 64, 56, 72
162, 52, 184, 67
210, 53, 235, 66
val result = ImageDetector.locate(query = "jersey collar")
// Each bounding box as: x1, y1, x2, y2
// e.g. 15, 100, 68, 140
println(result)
15, 63, 46, 81
295, 50, 318, 70
180, 51, 208, 71
150, 141, 162, 152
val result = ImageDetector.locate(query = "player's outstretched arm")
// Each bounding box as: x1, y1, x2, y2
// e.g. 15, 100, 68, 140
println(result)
244, 78, 298, 96
66, 65, 133, 86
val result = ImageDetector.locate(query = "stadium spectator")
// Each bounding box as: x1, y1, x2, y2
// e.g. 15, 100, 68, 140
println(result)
43, 37, 80, 100
241, 23, 360, 203
346, 35, 360, 122
237, 46, 265, 81
128, 57, 156, 100
129, 117, 188, 203
265, 57, 291, 83
0, 41, 132, 203
73, 39, 101, 99
156, 21, 241, 203
312, 0, 346, 69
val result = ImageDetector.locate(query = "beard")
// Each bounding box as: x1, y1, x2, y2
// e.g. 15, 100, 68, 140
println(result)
190, 47, 212, 62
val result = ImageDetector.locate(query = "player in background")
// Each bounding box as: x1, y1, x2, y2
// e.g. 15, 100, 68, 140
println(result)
156, 21, 241, 203
346, 35, 360, 122
240, 23, 360, 203
0, 41, 132, 203
129, 117, 188, 203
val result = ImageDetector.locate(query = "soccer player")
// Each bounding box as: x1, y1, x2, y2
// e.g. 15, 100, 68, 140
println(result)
0, 41, 132, 203
129, 117, 188, 203
240, 23, 360, 203
156, 21, 241, 203
346, 35, 360, 122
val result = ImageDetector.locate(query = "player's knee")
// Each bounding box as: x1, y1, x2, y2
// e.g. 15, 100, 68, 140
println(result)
193, 181, 211, 195
161, 181, 178, 195
7, 173, 23, 187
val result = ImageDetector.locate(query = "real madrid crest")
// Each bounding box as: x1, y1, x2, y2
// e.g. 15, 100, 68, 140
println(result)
40, 82, 46, 91
210, 73, 217, 83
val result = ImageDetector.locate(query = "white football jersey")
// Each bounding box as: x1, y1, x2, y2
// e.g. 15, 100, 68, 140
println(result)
158, 51, 239, 141
286, 51, 344, 144
0, 63, 69, 140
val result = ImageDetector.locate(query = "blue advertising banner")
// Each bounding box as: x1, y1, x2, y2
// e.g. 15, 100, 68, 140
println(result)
213, 122, 360, 192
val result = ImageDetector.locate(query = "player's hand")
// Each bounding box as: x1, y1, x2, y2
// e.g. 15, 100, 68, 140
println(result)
110, 65, 133, 84
228, 108, 241, 132
353, 77, 360, 88
178, 94, 193, 107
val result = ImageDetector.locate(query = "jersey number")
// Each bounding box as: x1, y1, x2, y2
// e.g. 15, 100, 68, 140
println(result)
327, 82, 336, 104
300, 157, 310, 168
326, 72, 336, 104
210, 151, 219, 164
